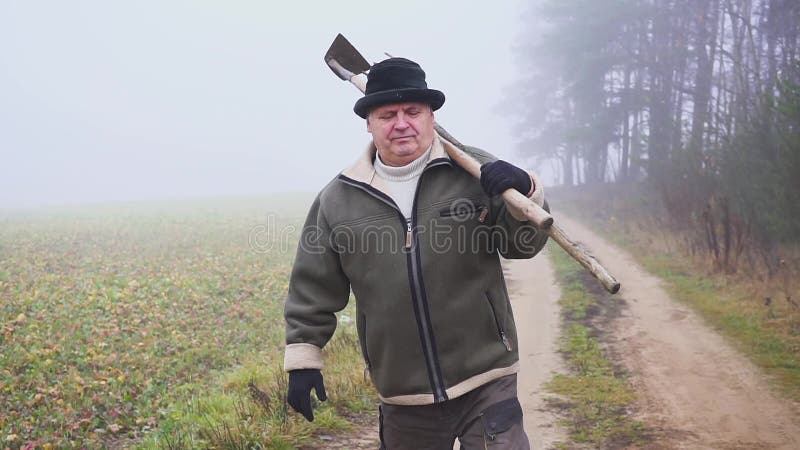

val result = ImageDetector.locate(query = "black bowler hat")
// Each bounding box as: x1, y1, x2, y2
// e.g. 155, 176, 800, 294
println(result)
353, 57, 445, 118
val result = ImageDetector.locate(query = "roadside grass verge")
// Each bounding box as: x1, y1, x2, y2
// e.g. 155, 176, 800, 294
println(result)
0, 196, 378, 449
546, 244, 648, 448
549, 184, 800, 402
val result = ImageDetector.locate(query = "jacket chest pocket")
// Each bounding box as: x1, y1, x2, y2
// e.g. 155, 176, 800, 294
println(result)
438, 203, 488, 223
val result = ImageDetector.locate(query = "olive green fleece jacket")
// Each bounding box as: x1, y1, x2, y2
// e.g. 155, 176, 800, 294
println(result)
284, 134, 549, 405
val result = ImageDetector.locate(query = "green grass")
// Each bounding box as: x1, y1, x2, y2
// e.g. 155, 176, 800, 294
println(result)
550, 183, 800, 401
137, 324, 375, 450
546, 245, 648, 448
0, 196, 378, 449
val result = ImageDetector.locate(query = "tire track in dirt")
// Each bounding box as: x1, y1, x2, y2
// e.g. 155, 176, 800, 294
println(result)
502, 248, 569, 449
554, 213, 800, 450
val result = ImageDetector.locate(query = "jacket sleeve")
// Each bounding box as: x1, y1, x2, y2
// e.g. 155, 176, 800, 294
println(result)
494, 197, 550, 259
462, 146, 550, 259
283, 194, 351, 372
495, 167, 549, 259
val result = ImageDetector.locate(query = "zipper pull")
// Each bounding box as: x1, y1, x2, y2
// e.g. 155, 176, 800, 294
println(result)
478, 206, 489, 223
501, 332, 512, 352
405, 221, 413, 249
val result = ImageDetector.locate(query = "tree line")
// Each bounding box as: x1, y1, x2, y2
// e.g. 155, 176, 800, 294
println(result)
511, 0, 800, 270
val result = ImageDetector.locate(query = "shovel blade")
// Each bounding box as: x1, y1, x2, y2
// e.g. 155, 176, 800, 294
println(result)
324, 34, 371, 80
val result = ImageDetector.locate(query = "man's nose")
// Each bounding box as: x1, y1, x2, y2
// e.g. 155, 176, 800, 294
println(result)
394, 113, 409, 129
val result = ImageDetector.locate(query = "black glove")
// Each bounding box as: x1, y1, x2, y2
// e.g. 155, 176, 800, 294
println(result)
287, 369, 327, 422
480, 160, 533, 197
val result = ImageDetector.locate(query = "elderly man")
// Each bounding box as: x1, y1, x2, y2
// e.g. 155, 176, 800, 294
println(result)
283, 57, 548, 449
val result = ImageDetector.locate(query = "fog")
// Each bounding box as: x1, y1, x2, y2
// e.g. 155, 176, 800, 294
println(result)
0, 1, 538, 209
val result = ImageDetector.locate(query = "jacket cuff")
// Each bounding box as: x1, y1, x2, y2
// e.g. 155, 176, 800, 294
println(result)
507, 171, 545, 222
526, 171, 544, 207
284, 343, 324, 372
525, 174, 535, 198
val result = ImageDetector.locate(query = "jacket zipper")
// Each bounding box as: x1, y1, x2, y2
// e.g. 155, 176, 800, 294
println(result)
406, 163, 448, 402
338, 159, 451, 403
478, 206, 489, 223
485, 293, 512, 352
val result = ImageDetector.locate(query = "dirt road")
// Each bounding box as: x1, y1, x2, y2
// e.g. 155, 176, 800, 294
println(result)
553, 213, 800, 449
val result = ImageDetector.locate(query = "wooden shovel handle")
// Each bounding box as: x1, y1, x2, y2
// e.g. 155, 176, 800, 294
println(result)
435, 126, 619, 294
434, 125, 553, 229
340, 72, 620, 294
549, 224, 621, 294
349, 73, 551, 228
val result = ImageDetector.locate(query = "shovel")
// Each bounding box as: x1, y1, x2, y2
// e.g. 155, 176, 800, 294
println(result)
324, 34, 620, 295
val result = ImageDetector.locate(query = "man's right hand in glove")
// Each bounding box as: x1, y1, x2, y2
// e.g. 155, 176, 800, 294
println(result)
287, 369, 327, 422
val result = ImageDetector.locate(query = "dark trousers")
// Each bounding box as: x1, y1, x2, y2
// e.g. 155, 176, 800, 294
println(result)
379, 374, 530, 450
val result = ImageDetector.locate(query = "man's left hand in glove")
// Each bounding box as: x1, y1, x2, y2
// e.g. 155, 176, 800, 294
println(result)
480, 160, 534, 197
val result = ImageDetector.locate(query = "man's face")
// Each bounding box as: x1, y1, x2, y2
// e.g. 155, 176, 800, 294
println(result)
367, 102, 435, 167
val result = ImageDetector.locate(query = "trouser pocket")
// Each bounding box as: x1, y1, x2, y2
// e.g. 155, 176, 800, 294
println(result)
480, 397, 523, 443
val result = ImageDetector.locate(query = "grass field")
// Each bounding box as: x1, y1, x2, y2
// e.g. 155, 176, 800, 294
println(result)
0, 195, 377, 449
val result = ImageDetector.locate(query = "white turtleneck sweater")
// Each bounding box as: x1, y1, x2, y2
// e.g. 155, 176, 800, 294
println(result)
374, 146, 432, 220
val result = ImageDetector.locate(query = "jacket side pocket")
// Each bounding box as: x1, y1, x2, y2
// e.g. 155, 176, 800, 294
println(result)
485, 292, 512, 352
357, 313, 372, 373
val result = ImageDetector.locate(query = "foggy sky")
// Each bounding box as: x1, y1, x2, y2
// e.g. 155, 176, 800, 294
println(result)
0, 0, 535, 209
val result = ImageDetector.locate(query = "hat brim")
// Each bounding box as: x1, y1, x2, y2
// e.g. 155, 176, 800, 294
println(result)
353, 88, 445, 118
